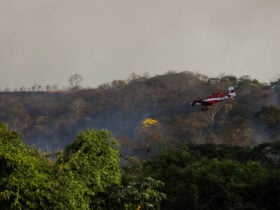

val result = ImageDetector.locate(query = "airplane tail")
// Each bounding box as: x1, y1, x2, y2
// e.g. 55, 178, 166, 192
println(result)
227, 86, 236, 98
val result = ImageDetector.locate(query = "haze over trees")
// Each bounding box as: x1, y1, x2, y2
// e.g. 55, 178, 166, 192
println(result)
0, 71, 279, 153
0, 71, 280, 209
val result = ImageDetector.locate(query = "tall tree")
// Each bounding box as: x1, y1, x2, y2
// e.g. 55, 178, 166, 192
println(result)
0, 123, 88, 209
57, 129, 121, 209
255, 105, 280, 126
68, 74, 83, 89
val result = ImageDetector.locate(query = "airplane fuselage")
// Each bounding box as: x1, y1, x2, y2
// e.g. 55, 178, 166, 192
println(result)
191, 92, 229, 107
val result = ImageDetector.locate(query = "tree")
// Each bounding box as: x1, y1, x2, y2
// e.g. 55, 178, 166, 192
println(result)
206, 102, 225, 125
0, 123, 168, 209
57, 129, 121, 209
68, 74, 83, 89
0, 123, 88, 209
142, 144, 280, 210
218, 116, 252, 146
143, 147, 198, 210
255, 105, 280, 126
121, 177, 166, 210
69, 98, 86, 121
193, 159, 267, 210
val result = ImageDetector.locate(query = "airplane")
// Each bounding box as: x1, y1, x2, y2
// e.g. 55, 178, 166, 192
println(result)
191, 86, 236, 110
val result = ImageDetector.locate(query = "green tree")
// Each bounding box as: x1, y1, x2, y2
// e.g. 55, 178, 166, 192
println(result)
143, 147, 198, 210
194, 159, 267, 210
0, 123, 167, 209
0, 123, 88, 210
57, 129, 121, 209
121, 177, 166, 210
143, 144, 278, 210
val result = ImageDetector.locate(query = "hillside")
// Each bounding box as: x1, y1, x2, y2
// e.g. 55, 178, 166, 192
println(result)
1, 71, 280, 209
0, 71, 279, 159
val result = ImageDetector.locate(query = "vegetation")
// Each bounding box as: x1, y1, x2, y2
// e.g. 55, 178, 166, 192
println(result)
0, 71, 280, 209
255, 105, 280, 126
1, 123, 280, 209
0, 123, 165, 209
0, 71, 279, 153
142, 143, 280, 209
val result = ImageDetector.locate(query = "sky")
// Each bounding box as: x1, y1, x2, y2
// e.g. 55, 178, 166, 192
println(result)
1, 0, 280, 89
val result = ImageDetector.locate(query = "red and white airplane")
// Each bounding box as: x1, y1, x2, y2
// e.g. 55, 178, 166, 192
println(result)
191, 86, 236, 109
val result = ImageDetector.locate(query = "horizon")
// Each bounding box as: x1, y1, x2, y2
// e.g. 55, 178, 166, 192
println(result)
1, 0, 280, 89
0, 71, 276, 91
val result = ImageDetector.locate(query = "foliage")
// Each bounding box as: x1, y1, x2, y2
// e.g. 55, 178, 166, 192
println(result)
57, 129, 122, 209
0, 122, 87, 209
0, 72, 278, 151
1, 121, 280, 209
1, 71, 280, 209
142, 118, 159, 128
120, 177, 166, 210
0, 123, 166, 209
255, 105, 280, 126
143, 143, 280, 210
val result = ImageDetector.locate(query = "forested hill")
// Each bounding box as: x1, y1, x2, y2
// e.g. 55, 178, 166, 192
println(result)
0, 71, 279, 157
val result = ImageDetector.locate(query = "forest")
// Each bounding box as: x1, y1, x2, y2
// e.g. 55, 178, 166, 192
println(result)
0, 71, 280, 209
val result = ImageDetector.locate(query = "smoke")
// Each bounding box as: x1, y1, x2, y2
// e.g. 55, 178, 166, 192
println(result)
251, 125, 271, 145
1, 0, 280, 89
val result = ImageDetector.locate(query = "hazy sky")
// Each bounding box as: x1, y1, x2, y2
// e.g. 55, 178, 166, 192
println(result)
1, 0, 280, 89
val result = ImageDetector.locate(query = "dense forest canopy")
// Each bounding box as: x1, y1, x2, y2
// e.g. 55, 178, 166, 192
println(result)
1, 122, 280, 209
0, 123, 165, 209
